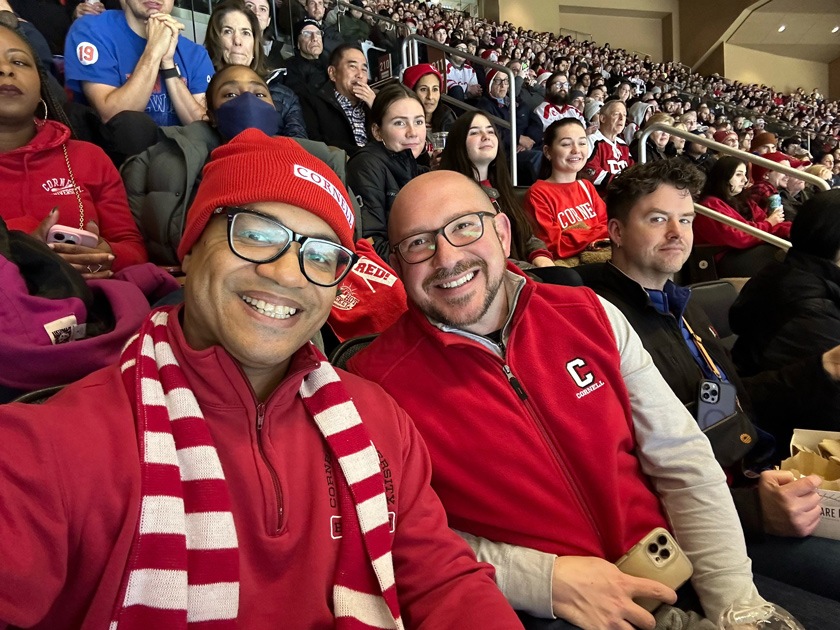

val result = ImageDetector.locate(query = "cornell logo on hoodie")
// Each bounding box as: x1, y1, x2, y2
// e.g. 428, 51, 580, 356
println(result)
41, 177, 78, 196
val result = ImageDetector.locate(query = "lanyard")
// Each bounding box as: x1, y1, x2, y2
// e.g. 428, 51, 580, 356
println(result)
682, 317, 722, 380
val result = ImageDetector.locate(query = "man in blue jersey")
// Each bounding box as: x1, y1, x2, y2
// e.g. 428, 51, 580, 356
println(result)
64, 0, 214, 129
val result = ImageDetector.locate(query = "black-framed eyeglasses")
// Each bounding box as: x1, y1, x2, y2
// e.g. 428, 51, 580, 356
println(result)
216, 207, 357, 287
392, 211, 497, 264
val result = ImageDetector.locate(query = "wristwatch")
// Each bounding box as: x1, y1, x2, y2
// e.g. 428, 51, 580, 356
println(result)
161, 65, 181, 80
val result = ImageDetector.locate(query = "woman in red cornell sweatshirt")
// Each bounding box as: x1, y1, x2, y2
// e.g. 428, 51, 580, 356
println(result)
523, 117, 609, 262
0, 23, 146, 278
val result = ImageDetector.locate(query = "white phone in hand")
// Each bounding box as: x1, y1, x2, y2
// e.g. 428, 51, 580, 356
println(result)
615, 527, 694, 612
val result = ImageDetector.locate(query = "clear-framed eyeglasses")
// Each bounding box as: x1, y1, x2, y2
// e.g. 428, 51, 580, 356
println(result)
392, 211, 497, 264
215, 207, 357, 287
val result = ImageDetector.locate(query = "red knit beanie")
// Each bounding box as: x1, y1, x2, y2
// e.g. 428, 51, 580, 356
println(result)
177, 130, 356, 261
401, 63, 442, 91
751, 151, 791, 182
712, 129, 737, 144
485, 68, 499, 89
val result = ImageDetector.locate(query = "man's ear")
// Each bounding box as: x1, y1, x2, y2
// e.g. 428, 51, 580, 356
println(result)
492, 211, 513, 258
607, 217, 622, 247
327, 65, 337, 82
389, 252, 403, 277
181, 252, 192, 275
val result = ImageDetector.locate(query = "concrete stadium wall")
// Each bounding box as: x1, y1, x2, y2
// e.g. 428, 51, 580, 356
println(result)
830, 58, 840, 102
553, 13, 664, 60
495, 0, 839, 100
499, 0, 679, 61
724, 43, 829, 98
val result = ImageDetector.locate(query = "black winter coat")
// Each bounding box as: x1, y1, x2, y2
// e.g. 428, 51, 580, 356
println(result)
301, 83, 369, 157
346, 143, 427, 259
267, 78, 308, 139
730, 250, 840, 446
284, 53, 330, 99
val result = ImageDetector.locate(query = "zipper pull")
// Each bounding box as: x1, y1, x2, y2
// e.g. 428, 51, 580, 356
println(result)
502, 364, 528, 400
256, 403, 266, 430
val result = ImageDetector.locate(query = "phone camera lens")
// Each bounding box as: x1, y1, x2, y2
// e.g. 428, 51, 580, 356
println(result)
657, 535, 668, 545
660, 548, 671, 559
648, 543, 658, 554
54, 233, 65, 241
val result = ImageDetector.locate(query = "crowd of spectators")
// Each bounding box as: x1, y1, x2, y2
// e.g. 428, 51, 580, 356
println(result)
375, 0, 840, 156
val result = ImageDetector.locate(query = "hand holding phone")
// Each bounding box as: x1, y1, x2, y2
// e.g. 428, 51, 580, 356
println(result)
47, 225, 100, 249
615, 528, 693, 612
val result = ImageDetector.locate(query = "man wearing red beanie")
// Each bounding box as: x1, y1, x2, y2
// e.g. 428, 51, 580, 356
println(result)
0, 131, 522, 630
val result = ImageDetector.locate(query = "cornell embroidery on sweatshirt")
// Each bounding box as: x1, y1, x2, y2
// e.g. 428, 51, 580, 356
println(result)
41, 177, 78, 196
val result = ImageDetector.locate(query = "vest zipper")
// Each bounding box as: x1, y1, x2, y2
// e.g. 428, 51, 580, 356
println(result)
502, 359, 606, 550
502, 364, 528, 400
256, 403, 284, 534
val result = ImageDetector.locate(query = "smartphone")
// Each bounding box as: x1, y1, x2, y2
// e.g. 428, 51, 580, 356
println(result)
615, 527, 693, 612
696, 379, 738, 431
47, 225, 99, 248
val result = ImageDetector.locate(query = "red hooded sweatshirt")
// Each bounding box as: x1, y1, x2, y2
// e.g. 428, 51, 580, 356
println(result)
0, 120, 147, 270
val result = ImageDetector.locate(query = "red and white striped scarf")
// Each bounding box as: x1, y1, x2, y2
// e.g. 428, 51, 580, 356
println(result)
112, 309, 402, 629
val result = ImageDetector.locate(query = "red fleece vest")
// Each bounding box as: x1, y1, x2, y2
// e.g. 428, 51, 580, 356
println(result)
351, 276, 668, 561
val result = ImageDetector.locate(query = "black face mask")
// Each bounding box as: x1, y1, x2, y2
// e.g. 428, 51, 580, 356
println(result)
214, 92, 279, 141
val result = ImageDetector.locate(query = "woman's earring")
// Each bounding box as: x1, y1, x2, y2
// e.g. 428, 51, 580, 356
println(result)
36, 99, 48, 126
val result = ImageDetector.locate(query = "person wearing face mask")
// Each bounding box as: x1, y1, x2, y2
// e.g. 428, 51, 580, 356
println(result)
121, 65, 283, 265
346, 84, 429, 259
204, 1, 307, 140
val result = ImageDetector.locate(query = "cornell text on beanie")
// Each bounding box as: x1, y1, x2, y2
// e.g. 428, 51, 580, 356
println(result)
293, 165, 355, 230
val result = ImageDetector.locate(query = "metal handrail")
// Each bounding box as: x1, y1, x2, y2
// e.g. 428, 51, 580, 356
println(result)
638, 123, 830, 251
401, 34, 519, 184
678, 88, 812, 149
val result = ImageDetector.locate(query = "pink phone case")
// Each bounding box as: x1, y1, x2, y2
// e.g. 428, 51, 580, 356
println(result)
47, 225, 99, 248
